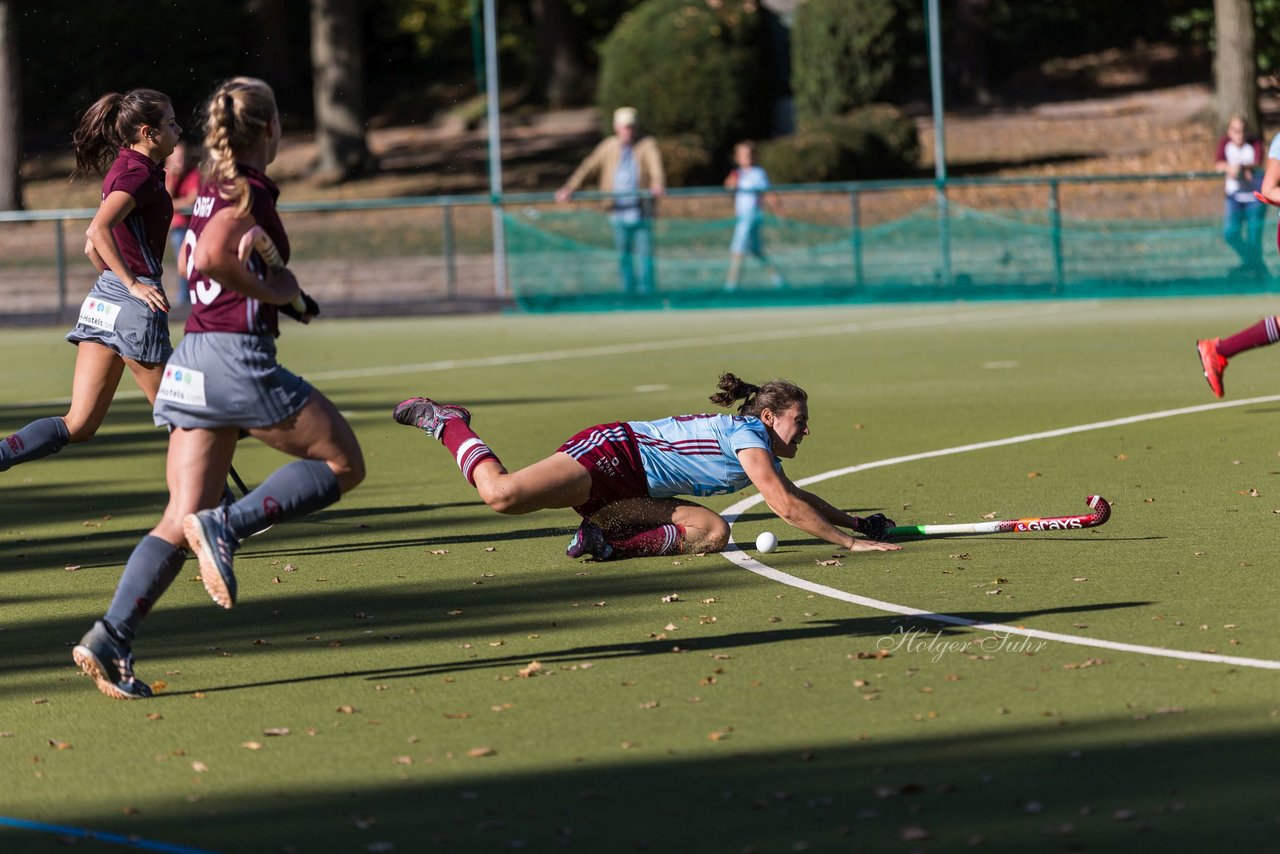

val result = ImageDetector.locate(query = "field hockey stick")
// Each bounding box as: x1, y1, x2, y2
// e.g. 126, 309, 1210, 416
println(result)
227, 464, 251, 498
886, 494, 1111, 538
1253, 190, 1280, 207
237, 226, 310, 315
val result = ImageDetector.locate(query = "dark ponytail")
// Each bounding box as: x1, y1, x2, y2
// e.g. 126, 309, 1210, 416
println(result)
72, 88, 171, 177
709, 372, 807, 417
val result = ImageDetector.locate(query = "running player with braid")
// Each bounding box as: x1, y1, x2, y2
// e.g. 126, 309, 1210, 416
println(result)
393, 373, 900, 562
72, 78, 364, 700
1, 89, 180, 473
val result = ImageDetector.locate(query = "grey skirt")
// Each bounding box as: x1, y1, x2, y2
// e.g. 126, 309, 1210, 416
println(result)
153, 332, 312, 430
65, 272, 173, 364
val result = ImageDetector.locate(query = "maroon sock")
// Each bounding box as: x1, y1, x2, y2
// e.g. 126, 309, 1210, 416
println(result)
1219, 317, 1280, 358
437, 419, 501, 486
607, 524, 685, 558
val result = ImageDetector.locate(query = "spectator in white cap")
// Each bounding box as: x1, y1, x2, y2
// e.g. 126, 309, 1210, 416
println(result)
557, 106, 666, 294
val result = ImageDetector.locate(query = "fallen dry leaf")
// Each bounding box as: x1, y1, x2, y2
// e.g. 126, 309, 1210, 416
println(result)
467, 746, 496, 758
982, 512, 998, 519
47, 739, 71, 750
262, 727, 290, 737
191, 761, 208, 773
336, 705, 358, 714
429, 549, 449, 555
241, 741, 263, 750
816, 559, 843, 567
517, 661, 543, 678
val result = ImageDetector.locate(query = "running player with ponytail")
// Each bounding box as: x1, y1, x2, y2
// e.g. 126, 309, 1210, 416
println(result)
392, 373, 900, 562
72, 78, 364, 700
1, 89, 179, 474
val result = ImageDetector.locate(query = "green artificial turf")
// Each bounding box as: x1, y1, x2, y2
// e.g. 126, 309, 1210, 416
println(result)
1, 298, 1278, 852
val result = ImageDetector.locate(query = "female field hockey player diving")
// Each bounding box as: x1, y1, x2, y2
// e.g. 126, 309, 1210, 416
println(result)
392, 373, 901, 561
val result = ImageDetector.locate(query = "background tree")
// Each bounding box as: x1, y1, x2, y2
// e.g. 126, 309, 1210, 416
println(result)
949, 0, 992, 106
790, 0, 898, 121
1214, 0, 1259, 132
311, 0, 376, 181
0, 0, 20, 210
530, 0, 591, 107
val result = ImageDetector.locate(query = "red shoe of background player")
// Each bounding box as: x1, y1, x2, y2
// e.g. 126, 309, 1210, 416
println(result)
1196, 338, 1228, 398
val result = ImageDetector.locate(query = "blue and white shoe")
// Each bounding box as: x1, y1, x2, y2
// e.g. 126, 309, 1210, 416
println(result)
72, 620, 153, 700
392, 396, 471, 439
183, 507, 239, 609
566, 521, 614, 561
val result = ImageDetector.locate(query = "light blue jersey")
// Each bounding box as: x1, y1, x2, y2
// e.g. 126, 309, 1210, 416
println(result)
734, 165, 770, 220
628, 413, 780, 498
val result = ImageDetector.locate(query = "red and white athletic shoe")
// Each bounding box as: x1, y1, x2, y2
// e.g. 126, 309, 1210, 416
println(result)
1196, 338, 1228, 398
392, 397, 471, 439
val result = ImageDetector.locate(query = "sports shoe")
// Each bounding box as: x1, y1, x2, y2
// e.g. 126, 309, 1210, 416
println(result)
392, 397, 472, 439
1196, 338, 1228, 398
72, 620, 153, 700
565, 520, 614, 561
183, 507, 239, 609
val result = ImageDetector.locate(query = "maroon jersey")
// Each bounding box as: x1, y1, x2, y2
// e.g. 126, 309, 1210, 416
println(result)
102, 147, 173, 277
184, 164, 290, 336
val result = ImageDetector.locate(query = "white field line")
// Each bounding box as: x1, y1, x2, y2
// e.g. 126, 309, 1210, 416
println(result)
4, 302, 1093, 409
722, 394, 1280, 671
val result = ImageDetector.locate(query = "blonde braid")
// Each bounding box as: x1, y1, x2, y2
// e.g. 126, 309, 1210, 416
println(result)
200, 78, 276, 216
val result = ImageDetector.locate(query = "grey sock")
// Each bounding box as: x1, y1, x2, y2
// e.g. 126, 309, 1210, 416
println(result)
0, 417, 70, 472
105, 535, 186, 642
226, 460, 341, 539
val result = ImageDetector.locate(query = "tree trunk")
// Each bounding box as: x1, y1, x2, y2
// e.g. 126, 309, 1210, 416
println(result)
950, 0, 993, 107
1214, 0, 1259, 133
0, 0, 23, 211
310, 0, 375, 181
530, 0, 591, 107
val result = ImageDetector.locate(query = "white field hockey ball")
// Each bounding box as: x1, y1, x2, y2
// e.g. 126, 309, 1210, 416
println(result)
755, 531, 778, 554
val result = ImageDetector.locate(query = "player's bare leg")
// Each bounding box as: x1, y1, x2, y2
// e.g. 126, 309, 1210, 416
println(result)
592, 497, 730, 554
63, 341, 127, 442
471, 453, 591, 514
123, 357, 166, 406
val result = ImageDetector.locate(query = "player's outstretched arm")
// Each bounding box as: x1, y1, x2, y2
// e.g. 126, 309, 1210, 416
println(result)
739, 449, 901, 553
788, 484, 895, 541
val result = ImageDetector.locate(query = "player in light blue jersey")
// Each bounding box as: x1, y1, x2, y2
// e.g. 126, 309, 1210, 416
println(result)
392, 372, 901, 561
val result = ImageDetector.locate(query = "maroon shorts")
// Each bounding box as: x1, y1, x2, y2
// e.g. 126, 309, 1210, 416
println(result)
557, 421, 649, 519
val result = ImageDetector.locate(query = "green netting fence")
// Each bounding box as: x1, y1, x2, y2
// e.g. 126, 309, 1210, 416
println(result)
3, 172, 1275, 322
504, 181, 1279, 312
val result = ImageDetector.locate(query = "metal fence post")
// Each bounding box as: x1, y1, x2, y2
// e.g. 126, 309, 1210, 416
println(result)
442, 204, 457, 298
850, 189, 863, 288
54, 218, 68, 318
1048, 179, 1065, 293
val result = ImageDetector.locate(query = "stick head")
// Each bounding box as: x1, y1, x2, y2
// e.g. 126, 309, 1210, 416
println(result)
1084, 494, 1111, 527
